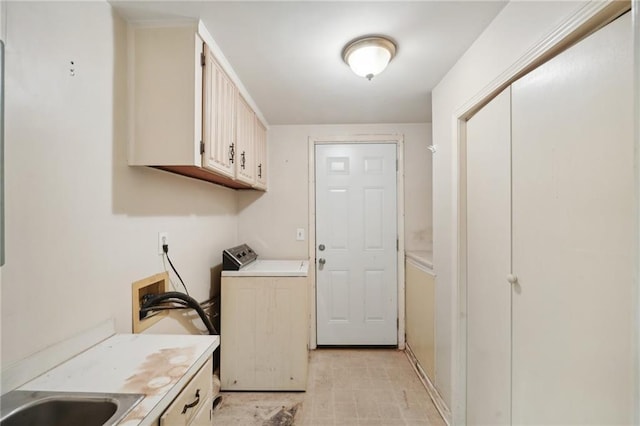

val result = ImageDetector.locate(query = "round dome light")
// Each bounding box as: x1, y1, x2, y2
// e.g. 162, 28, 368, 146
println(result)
342, 36, 397, 81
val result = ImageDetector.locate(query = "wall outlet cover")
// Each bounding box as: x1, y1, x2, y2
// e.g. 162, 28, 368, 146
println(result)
158, 232, 168, 255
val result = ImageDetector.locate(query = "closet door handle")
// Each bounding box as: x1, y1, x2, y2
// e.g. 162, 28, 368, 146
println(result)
507, 274, 518, 285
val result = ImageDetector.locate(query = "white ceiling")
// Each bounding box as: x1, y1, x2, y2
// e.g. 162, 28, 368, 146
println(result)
112, 1, 507, 125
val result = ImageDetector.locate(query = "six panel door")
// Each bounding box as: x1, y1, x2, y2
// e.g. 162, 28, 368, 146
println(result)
315, 143, 398, 345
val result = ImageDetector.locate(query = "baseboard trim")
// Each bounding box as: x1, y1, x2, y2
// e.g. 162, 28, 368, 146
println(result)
405, 344, 451, 426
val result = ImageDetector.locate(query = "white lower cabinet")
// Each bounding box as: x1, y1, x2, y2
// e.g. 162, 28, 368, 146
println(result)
405, 258, 435, 380
159, 357, 215, 426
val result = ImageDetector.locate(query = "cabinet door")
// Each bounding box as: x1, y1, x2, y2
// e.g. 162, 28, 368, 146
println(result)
405, 260, 436, 380
129, 26, 203, 166
189, 397, 213, 426
253, 118, 267, 190
202, 47, 236, 178
465, 87, 512, 426
235, 95, 255, 184
160, 357, 213, 426
511, 13, 633, 424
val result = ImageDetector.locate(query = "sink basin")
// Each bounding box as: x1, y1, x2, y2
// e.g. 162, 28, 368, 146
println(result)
0, 390, 144, 426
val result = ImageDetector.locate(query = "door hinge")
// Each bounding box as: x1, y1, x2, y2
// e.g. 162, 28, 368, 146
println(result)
397, 238, 399, 251
200, 140, 205, 155
396, 159, 398, 171
200, 52, 206, 67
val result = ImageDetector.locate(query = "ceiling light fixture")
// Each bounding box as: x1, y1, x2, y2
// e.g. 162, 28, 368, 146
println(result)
342, 36, 397, 81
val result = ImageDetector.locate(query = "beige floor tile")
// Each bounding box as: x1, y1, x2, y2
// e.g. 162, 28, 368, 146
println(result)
213, 349, 445, 426
377, 403, 403, 420
301, 420, 336, 426
355, 398, 380, 419
334, 401, 358, 420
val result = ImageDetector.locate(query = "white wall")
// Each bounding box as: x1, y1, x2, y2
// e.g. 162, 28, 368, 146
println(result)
0, 0, 5, 42
431, 0, 589, 412
1, 2, 238, 369
0, 0, 5, 369
237, 123, 432, 259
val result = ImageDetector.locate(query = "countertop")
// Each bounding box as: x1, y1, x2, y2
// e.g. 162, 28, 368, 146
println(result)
406, 250, 433, 271
222, 259, 309, 277
19, 333, 219, 426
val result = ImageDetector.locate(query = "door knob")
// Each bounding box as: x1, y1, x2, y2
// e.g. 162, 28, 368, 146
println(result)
318, 258, 326, 265
507, 274, 518, 285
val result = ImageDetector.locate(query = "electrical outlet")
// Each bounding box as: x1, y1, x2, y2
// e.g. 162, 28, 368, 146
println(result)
158, 232, 168, 255
296, 228, 305, 241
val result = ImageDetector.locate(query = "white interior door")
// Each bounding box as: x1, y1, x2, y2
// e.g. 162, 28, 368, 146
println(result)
466, 87, 512, 425
511, 13, 633, 424
315, 143, 398, 345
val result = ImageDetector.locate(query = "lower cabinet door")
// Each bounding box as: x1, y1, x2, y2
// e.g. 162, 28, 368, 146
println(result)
190, 396, 213, 425
160, 357, 213, 425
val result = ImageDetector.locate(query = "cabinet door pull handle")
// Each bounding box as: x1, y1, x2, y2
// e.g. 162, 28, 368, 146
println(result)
229, 143, 235, 164
258, 163, 262, 178
241, 151, 246, 170
181, 389, 201, 414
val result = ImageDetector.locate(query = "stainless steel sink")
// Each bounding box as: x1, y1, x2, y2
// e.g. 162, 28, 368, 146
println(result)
0, 390, 144, 426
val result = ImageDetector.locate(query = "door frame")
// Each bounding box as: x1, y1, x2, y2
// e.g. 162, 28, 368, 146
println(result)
308, 134, 405, 350
453, 1, 635, 425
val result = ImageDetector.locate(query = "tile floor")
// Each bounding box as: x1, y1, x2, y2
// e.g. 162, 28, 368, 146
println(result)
213, 349, 446, 425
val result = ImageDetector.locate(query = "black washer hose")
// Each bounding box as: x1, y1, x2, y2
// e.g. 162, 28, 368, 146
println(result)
142, 291, 218, 335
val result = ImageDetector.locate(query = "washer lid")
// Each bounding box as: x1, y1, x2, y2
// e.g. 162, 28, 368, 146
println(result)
221, 260, 309, 277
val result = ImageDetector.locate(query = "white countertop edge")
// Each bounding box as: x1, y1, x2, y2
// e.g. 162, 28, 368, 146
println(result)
134, 338, 218, 426
406, 253, 434, 274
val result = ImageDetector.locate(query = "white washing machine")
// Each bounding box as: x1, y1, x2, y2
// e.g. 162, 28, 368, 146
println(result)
220, 244, 309, 391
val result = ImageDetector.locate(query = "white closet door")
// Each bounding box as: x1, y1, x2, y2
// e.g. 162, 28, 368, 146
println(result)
511, 13, 633, 425
466, 87, 512, 426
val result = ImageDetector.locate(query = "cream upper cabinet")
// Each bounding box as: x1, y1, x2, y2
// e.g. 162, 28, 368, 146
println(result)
253, 118, 267, 190
128, 22, 267, 191
235, 94, 255, 185
202, 47, 236, 178
128, 24, 203, 168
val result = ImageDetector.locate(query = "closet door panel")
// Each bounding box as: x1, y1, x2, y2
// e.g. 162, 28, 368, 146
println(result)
466, 87, 512, 426
511, 13, 633, 425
